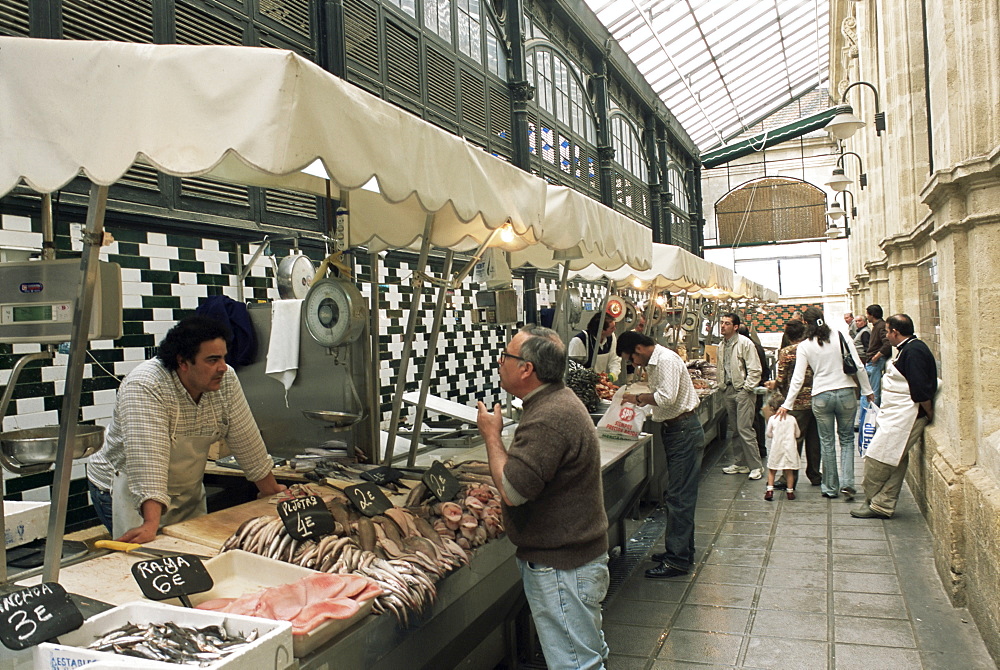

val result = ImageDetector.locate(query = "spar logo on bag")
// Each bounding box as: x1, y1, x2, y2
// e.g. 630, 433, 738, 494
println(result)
857, 404, 879, 456
596, 387, 647, 440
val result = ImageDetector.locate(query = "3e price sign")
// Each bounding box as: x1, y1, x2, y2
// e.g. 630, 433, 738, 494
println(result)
130, 555, 214, 603
278, 495, 336, 541
422, 460, 461, 502
0, 582, 83, 650
344, 482, 393, 517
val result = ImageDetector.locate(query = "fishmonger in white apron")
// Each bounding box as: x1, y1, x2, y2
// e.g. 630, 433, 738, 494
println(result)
863, 359, 918, 467
111, 411, 223, 538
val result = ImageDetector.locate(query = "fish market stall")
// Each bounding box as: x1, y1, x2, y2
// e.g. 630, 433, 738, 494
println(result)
0, 36, 654, 669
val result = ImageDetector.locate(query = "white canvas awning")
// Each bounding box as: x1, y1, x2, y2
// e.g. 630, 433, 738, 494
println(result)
0, 37, 650, 270
569, 243, 727, 294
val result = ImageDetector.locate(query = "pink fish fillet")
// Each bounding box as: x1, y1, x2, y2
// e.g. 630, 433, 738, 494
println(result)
291, 597, 361, 635
259, 578, 309, 620
354, 582, 383, 602
300, 573, 347, 604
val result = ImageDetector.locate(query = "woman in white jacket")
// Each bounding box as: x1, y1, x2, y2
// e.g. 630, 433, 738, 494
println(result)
776, 307, 875, 499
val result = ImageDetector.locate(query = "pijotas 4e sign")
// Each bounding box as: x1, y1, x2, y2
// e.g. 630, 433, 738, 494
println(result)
278, 495, 336, 541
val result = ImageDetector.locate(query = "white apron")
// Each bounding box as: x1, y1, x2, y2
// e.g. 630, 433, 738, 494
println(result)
863, 359, 919, 467
111, 422, 221, 538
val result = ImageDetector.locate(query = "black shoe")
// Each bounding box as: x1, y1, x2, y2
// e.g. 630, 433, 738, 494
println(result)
650, 551, 667, 562
645, 563, 688, 579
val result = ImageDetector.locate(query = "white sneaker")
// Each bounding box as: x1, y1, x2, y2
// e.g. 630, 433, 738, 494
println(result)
722, 465, 751, 475
748, 469, 763, 480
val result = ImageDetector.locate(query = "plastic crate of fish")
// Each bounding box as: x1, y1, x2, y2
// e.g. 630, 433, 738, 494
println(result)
34, 600, 293, 669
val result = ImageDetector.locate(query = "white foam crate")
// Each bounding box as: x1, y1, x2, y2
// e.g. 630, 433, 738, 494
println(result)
34, 600, 293, 670
4, 501, 50, 549
189, 550, 316, 607
191, 550, 374, 658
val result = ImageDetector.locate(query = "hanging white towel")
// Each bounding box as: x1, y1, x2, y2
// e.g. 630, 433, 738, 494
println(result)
266, 299, 303, 406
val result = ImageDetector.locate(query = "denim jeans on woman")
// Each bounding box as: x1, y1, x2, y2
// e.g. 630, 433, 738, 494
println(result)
811, 387, 859, 496
517, 553, 610, 670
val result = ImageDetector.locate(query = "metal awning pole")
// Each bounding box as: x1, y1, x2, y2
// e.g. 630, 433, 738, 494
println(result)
552, 262, 571, 344
589, 277, 615, 368
406, 249, 454, 467
42, 184, 108, 584
365, 240, 381, 463
383, 216, 434, 465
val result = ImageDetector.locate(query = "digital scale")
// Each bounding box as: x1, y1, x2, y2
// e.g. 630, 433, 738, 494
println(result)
0, 259, 123, 344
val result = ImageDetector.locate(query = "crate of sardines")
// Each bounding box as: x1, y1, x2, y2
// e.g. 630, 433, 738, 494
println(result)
34, 600, 293, 669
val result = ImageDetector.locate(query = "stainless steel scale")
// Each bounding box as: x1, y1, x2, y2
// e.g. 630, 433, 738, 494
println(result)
300, 278, 369, 432
0, 258, 123, 585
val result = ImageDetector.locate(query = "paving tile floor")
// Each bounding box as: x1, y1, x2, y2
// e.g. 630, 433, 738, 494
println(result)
602, 450, 997, 669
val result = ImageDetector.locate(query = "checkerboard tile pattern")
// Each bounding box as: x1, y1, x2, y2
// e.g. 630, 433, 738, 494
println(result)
0, 214, 609, 522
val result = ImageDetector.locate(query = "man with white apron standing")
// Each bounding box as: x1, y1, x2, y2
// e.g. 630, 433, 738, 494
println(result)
87, 315, 285, 542
851, 314, 937, 519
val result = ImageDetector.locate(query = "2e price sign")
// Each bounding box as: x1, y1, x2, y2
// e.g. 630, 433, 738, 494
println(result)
278, 495, 336, 541
0, 582, 83, 650
422, 460, 461, 502
361, 466, 405, 488
344, 482, 393, 517
130, 555, 214, 602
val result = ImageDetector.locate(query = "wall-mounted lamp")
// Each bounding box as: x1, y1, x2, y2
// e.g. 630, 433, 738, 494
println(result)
838, 189, 858, 218
825, 168, 852, 192
825, 106, 866, 140
836, 151, 868, 190
825, 201, 846, 221
841, 81, 886, 135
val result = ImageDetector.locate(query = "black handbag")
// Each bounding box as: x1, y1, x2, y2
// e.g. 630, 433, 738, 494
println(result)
838, 332, 859, 375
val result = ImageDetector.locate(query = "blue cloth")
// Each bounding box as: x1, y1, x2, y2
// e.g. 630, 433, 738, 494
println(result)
659, 413, 705, 570
195, 295, 256, 368
812, 388, 859, 495
88, 478, 114, 535
518, 553, 610, 670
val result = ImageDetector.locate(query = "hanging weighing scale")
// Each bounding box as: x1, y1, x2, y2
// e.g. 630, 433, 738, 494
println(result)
301, 278, 369, 430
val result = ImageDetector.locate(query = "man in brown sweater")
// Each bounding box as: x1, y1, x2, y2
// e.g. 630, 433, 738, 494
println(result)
478, 324, 610, 670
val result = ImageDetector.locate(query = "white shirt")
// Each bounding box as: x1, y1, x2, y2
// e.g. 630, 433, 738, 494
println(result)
782, 332, 874, 410
644, 344, 699, 422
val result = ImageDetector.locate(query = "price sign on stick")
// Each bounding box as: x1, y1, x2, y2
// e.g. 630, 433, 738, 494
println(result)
423, 460, 461, 502
361, 466, 405, 487
278, 494, 336, 541
130, 555, 213, 605
344, 482, 392, 517
0, 583, 83, 651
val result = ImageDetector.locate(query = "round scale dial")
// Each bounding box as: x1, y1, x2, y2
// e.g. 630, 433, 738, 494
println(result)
303, 279, 368, 348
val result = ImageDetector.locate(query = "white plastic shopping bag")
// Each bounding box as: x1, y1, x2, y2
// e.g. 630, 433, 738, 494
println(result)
857, 403, 880, 456
597, 387, 648, 440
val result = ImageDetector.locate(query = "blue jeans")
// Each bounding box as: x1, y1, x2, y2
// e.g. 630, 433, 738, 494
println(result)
864, 357, 886, 408
517, 554, 610, 670
660, 413, 705, 570
811, 388, 859, 496
88, 479, 114, 535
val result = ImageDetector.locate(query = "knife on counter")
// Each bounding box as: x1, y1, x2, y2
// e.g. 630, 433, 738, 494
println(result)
94, 540, 211, 560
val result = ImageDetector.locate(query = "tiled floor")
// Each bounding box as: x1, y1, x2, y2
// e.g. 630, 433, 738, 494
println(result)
602, 452, 997, 669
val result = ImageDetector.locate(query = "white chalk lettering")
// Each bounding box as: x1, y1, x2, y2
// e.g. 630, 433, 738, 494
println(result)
152, 573, 185, 594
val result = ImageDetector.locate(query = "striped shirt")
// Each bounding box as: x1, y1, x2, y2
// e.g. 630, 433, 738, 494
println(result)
87, 358, 273, 509
644, 344, 699, 422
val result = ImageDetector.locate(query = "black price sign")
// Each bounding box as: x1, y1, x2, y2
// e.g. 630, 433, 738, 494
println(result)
278, 495, 337, 541
130, 555, 213, 603
423, 460, 461, 502
361, 466, 405, 487
344, 482, 393, 517
0, 582, 83, 651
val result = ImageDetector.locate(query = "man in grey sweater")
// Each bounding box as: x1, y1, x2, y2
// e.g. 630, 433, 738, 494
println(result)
478, 325, 610, 670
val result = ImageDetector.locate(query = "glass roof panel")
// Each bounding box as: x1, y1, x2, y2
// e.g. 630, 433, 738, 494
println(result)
585, 0, 829, 150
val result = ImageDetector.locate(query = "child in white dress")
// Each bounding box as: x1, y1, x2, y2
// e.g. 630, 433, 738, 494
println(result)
765, 392, 801, 500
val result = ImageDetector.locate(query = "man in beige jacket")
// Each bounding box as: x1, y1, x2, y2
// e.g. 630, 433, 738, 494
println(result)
719, 313, 764, 479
